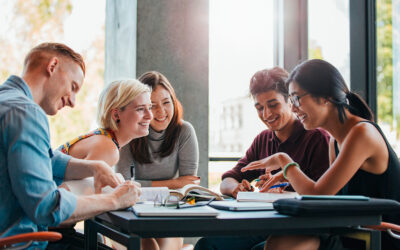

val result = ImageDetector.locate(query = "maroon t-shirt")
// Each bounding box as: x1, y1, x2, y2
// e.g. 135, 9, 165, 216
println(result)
222, 120, 330, 190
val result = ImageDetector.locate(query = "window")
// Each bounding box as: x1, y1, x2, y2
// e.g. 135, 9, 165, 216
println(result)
0, 0, 105, 148
209, 0, 274, 191
308, 0, 350, 85
376, 0, 400, 154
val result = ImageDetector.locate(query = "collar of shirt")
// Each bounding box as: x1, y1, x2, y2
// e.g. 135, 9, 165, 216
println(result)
270, 119, 306, 145
2, 75, 34, 101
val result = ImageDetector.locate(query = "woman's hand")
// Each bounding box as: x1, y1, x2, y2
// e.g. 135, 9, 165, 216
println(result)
254, 173, 271, 189
259, 171, 286, 192
241, 153, 292, 173
175, 175, 201, 186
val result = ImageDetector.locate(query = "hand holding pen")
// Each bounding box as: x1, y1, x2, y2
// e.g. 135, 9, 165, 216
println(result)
232, 179, 254, 198
254, 173, 271, 188
255, 173, 289, 193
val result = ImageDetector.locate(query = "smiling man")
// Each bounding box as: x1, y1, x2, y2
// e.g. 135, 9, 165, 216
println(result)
195, 67, 330, 250
0, 43, 140, 249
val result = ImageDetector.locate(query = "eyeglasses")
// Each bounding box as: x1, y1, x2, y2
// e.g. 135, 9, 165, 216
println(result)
153, 194, 216, 209
289, 93, 309, 108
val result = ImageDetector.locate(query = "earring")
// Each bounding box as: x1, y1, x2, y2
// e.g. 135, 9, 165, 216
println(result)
117, 119, 120, 123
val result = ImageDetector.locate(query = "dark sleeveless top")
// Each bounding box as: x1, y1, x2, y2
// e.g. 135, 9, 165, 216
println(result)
335, 121, 400, 249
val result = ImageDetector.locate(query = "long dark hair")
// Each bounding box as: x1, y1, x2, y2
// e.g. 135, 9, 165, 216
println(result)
130, 71, 183, 163
286, 59, 374, 123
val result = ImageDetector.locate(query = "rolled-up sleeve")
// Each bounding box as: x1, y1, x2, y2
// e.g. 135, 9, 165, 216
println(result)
52, 150, 72, 185
5, 106, 77, 226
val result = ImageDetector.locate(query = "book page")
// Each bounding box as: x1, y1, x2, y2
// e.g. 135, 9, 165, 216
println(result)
139, 187, 170, 202
237, 191, 298, 202
170, 184, 223, 200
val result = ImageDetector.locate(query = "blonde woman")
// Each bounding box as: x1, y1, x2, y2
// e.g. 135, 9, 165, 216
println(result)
59, 79, 153, 168
59, 79, 161, 250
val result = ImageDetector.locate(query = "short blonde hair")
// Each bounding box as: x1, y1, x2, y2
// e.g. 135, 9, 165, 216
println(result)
97, 79, 151, 131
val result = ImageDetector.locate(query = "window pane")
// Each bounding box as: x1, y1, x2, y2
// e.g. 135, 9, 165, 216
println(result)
0, 1, 105, 148
209, 0, 274, 191
308, 0, 350, 86
377, 0, 400, 154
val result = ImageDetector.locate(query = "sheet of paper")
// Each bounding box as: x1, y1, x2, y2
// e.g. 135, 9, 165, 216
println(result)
139, 187, 170, 202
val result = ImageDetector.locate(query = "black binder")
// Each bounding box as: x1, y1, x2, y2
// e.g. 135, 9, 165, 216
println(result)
273, 197, 400, 216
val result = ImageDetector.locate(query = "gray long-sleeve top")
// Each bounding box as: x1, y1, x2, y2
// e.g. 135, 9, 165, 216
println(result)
115, 120, 199, 187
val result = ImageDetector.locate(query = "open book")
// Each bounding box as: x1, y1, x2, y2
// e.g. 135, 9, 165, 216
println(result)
170, 184, 224, 201
237, 191, 298, 202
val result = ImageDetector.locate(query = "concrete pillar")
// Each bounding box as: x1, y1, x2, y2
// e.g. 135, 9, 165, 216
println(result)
105, 0, 209, 187
105, 0, 138, 83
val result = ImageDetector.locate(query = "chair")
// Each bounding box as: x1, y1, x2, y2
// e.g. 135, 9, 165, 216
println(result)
365, 222, 400, 239
0, 231, 62, 250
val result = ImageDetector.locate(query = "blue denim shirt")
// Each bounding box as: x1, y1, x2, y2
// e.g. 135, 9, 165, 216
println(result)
0, 75, 77, 249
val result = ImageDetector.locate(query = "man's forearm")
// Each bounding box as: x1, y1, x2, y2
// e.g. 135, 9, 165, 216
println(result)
220, 177, 239, 196
60, 193, 116, 225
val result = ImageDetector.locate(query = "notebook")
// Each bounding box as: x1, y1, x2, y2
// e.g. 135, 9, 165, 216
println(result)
237, 191, 298, 202
209, 200, 274, 211
132, 203, 219, 217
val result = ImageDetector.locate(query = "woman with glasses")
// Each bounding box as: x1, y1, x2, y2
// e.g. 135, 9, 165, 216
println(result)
242, 59, 400, 250
116, 71, 199, 250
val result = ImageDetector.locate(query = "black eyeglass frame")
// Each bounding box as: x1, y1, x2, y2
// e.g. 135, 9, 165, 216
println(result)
153, 194, 216, 209
289, 93, 309, 108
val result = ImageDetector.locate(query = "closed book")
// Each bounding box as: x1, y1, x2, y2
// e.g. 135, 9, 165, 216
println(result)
237, 191, 298, 202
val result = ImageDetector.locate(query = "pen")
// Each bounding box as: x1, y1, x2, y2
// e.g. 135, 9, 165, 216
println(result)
269, 182, 289, 189
130, 163, 135, 181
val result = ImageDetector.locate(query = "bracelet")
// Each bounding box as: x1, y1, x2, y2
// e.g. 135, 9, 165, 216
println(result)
283, 162, 300, 180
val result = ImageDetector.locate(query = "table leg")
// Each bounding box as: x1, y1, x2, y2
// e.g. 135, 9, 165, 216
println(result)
85, 218, 141, 250
84, 219, 98, 250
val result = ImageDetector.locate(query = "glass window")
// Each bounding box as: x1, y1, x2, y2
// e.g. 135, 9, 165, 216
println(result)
209, 0, 274, 191
308, 0, 350, 86
0, 1, 105, 148
377, 0, 400, 154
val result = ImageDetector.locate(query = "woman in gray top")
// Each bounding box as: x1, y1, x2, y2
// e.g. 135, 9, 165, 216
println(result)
116, 71, 200, 188
116, 71, 199, 250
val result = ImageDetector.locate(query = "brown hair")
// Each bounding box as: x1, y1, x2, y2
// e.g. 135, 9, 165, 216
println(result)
130, 71, 183, 163
249, 67, 289, 100
24, 42, 85, 75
